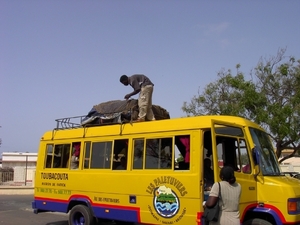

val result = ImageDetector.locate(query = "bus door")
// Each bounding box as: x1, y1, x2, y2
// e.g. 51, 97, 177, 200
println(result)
211, 120, 257, 214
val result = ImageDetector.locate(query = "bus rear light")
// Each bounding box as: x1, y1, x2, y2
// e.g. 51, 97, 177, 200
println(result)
288, 202, 297, 212
288, 199, 300, 214
197, 212, 202, 225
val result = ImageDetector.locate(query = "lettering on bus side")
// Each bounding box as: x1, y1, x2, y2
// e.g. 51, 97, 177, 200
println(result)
35, 187, 71, 195
41, 172, 68, 180
93, 197, 120, 203
146, 176, 188, 196
146, 176, 187, 224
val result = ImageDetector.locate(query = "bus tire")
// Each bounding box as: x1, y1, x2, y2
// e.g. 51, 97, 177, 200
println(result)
69, 204, 94, 225
243, 218, 273, 225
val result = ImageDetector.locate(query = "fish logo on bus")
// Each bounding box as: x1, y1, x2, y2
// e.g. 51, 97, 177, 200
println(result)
153, 185, 180, 218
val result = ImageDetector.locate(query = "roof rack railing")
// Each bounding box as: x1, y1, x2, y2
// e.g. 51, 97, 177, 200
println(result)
55, 115, 86, 130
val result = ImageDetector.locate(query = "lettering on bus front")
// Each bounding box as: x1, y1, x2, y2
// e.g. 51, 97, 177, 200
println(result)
146, 176, 187, 223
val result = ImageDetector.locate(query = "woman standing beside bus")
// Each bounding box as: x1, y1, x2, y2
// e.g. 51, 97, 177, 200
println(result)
205, 166, 241, 225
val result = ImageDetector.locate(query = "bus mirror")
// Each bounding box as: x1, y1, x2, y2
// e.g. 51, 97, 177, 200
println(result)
252, 146, 261, 179
252, 146, 260, 166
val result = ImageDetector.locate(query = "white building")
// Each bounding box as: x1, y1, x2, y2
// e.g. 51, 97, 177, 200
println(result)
1, 152, 37, 185
1, 152, 37, 168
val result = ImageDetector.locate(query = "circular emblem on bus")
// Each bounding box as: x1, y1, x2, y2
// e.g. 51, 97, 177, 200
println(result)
153, 185, 180, 218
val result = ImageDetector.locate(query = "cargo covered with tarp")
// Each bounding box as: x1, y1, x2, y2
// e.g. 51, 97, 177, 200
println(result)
80, 99, 170, 126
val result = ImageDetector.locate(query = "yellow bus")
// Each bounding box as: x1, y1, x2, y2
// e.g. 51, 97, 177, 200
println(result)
32, 115, 300, 225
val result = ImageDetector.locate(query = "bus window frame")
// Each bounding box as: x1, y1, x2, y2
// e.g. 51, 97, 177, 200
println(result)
211, 119, 251, 171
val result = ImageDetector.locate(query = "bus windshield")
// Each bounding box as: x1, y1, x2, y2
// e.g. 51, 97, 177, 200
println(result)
249, 127, 281, 176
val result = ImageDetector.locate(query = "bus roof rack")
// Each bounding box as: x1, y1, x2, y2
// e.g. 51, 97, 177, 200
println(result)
55, 115, 86, 130
55, 113, 125, 130
54, 100, 170, 130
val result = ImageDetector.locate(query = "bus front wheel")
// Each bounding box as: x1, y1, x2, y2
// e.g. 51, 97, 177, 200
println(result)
69, 204, 94, 225
243, 218, 273, 225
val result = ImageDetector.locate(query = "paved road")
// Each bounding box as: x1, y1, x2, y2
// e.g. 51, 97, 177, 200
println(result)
0, 195, 69, 225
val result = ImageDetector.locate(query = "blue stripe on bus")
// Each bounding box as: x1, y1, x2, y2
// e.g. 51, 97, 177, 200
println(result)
92, 206, 140, 222
34, 199, 68, 213
33, 196, 141, 222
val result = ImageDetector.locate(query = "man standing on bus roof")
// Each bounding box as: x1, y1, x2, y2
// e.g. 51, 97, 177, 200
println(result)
120, 74, 155, 122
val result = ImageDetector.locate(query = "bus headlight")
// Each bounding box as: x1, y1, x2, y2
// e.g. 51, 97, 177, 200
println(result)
288, 198, 300, 214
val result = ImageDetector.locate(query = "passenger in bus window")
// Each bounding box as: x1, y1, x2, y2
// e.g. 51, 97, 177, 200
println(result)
70, 143, 80, 169
53, 147, 62, 168
115, 157, 127, 170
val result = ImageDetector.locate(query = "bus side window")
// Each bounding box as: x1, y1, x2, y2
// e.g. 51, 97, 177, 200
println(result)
133, 139, 144, 169
218, 137, 250, 173
145, 137, 172, 169
219, 138, 239, 170
113, 139, 128, 170
236, 139, 251, 174
62, 144, 71, 168
90, 141, 112, 169
54, 144, 71, 168
223, 138, 240, 172
53, 146, 62, 168
45, 144, 54, 168
70, 142, 81, 169
174, 135, 190, 170
84, 142, 91, 169
45, 144, 70, 168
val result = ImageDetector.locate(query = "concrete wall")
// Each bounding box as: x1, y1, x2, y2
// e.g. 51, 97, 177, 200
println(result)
0, 186, 34, 195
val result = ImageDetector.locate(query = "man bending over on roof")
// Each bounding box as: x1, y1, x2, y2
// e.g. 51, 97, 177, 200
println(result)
120, 74, 155, 122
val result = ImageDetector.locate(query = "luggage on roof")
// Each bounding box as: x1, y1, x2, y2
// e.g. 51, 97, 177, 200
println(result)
55, 99, 170, 129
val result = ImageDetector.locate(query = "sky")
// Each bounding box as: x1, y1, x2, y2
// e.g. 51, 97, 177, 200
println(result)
1, 0, 300, 156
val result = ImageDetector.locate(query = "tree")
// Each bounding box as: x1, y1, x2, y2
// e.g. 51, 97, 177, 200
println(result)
182, 49, 300, 162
